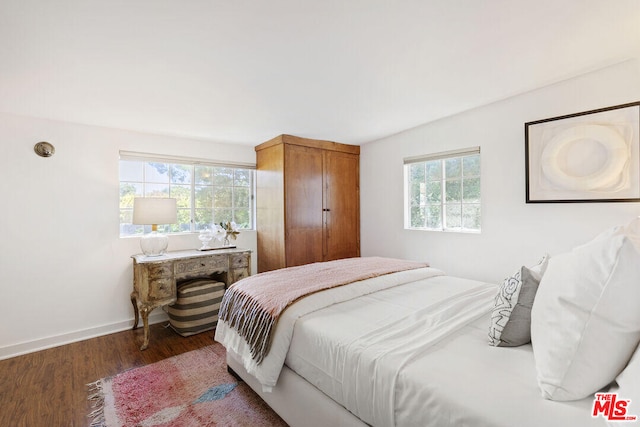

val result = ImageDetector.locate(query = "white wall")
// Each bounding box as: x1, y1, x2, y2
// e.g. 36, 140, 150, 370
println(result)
361, 60, 640, 284
0, 114, 257, 359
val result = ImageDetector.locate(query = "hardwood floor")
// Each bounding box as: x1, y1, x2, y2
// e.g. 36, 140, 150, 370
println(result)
0, 323, 215, 427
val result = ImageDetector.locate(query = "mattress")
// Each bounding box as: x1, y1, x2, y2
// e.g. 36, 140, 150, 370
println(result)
284, 275, 606, 427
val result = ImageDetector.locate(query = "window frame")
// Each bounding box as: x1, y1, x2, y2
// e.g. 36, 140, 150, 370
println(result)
119, 151, 256, 237
404, 146, 481, 233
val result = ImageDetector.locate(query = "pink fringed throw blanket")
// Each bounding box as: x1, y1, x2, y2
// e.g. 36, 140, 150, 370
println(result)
218, 257, 428, 364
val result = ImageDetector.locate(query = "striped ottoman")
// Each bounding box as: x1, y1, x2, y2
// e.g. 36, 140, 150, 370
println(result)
168, 279, 225, 337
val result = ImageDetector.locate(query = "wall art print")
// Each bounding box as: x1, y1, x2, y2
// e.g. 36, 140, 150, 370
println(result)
525, 101, 640, 203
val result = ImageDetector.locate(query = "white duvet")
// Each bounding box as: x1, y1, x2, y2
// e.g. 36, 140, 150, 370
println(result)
214, 267, 445, 389
216, 268, 607, 427
216, 267, 493, 425
285, 275, 607, 427
340, 284, 495, 426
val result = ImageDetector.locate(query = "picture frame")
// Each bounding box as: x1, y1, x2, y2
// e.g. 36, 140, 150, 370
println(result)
525, 101, 640, 203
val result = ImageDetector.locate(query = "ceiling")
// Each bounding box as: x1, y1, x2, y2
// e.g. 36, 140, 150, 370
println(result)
1, 0, 639, 146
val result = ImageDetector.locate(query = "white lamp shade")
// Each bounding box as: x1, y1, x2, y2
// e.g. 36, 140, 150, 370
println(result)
133, 198, 177, 225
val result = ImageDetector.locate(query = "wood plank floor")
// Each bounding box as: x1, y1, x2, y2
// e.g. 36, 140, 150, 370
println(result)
0, 323, 217, 427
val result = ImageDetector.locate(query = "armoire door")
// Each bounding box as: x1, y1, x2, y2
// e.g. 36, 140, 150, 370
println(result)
284, 144, 325, 267
323, 150, 360, 261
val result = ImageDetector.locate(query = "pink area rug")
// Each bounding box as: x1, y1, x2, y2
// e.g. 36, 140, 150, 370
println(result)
88, 345, 287, 426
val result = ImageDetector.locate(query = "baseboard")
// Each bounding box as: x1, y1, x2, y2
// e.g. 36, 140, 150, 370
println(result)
0, 311, 169, 360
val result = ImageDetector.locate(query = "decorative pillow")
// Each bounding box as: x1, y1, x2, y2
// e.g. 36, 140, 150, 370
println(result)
488, 254, 548, 347
488, 266, 541, 347
531, 220, 640, 401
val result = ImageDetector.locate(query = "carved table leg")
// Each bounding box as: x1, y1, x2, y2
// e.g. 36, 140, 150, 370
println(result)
140, 307, 150, 351
131, 294, 139, 330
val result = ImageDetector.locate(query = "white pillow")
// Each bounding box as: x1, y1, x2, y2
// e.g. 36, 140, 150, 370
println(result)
528, 253, 549, 277
531, 219, 640, 401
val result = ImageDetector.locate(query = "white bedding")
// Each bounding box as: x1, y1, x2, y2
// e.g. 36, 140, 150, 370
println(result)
217, 268, 607, 427
215, 266, 445, 389
286, 275, 606, 427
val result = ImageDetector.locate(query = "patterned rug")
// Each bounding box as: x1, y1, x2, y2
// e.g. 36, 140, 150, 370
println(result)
88, 344, 287, 426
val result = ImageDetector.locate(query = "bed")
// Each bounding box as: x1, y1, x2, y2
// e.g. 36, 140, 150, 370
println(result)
215, 220, 640, 427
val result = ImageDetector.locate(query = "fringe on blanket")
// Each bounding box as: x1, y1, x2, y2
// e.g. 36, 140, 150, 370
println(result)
87, 380, 106, 427
219, 290, 275, 364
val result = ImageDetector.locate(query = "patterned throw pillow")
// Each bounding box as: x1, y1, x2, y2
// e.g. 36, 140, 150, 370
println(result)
488, 265, 542, 347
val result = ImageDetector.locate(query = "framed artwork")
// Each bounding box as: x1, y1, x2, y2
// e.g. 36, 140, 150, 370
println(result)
525, 101, 640, 203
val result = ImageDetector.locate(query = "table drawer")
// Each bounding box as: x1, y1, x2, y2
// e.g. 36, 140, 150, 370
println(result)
230, 253, 249, 268
148, 277, 174, 300
146, 264, 174, 300
231, 267, 250, 283
146, 263, 172, 281
175, 256, 228, 278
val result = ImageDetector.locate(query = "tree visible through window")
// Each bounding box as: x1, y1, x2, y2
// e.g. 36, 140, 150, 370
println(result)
119, 157, 254, 236
405, 148, 481, 232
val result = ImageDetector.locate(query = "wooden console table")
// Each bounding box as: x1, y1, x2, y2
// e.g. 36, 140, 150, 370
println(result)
130, 248, 251, 350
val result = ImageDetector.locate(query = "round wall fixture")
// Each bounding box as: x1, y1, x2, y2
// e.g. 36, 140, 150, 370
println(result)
34, 141, 55, 157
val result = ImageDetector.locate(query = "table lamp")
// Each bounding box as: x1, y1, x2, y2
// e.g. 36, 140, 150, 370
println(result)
133, 197, 177, 256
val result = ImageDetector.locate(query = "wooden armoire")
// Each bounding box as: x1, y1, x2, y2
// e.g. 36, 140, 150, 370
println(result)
255, 134, 360, 273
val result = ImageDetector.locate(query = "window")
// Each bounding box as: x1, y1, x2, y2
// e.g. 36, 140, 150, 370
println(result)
119, 152, 255, 236
404, 147, 481, 232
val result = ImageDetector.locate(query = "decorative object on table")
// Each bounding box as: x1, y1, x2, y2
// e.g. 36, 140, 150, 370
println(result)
87, 344, 286, 427
525, 101, 640, 203
197, 225, 228, 251
132, 197, 177, 256
198, 228, 214, 250
218, 221, 240, 247
212, 224, 227, 244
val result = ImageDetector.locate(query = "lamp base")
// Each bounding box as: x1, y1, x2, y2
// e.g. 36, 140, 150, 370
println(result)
140, 231, 169, 256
